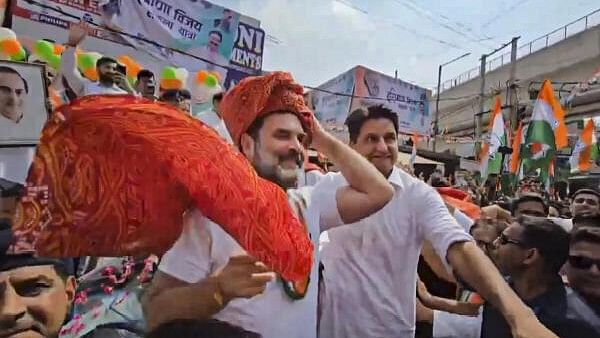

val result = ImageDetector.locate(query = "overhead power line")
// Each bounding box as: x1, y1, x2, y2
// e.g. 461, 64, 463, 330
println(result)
331, 0, 465, 50
393, 0, 496, 49
481, 0, 533, 29
405, 0, 495, 41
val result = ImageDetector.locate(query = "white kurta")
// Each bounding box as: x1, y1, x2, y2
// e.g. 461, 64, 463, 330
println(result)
318, 166, 473, 338
159, 175, 343, 338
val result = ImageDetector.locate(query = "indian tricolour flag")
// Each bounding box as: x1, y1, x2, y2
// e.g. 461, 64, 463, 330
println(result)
524, 80, 568, 168
570, 119, 599, 173
479, 141, 490, 182
509, 122, 524, 185
486, 96, 506, 176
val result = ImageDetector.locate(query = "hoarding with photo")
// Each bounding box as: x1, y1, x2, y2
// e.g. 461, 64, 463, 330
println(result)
0, 61, 48, 145
352, 66, 432, 135
10, 0, 264, 89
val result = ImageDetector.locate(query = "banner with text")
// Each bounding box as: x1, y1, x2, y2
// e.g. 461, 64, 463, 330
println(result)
352, 66, 432, 135
11, 0, 263, 87
309, 68, 355, 141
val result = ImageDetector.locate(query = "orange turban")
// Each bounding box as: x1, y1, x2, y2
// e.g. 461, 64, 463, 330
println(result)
220, 72, 313, 147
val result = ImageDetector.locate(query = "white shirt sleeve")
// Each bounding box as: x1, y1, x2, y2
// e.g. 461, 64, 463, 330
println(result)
158, 210, 212, 283
310, 172, 344, 232
453, 209, 475, 233
415, 184, 473, 266
433, 310, 482, 338
60, 46, 86, 97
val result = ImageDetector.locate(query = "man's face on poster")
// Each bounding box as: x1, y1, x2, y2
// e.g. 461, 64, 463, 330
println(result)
223, 9, 233, 21
0, 71, 27, 124
208, 33, 222, 53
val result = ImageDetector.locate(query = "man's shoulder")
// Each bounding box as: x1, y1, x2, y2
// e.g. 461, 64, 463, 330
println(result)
566, 288, 600, 324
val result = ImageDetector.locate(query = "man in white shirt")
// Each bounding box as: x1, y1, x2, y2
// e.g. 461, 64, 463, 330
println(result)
142, 72, 394, 338
196, 92, 234, 144
318, 106, 559, 338
61, 22, 136, 97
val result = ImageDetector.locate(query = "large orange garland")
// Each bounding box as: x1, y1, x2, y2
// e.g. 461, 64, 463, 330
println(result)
12, 95, 313, 282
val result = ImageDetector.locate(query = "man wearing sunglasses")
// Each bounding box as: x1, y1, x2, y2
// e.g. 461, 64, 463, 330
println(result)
487, 216, 598, 338
565, 227, 600, 334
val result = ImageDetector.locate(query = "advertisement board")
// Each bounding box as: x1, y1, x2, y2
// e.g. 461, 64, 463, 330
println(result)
10, 0, 264, 88
352, 66, 432, 135
309, 68, 355, 141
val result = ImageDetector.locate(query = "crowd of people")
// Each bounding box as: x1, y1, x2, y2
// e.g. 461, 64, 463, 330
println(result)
0, 22, 599, 338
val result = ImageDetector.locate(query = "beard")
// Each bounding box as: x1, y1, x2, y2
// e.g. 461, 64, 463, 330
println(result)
252, 148, 304, 190
98, 72, 115, 84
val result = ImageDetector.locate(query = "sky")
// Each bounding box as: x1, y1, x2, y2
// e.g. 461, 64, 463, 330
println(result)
211, 0, 600, 90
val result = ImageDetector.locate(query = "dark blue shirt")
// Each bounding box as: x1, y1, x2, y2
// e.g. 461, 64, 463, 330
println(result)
481, 277, 599, 338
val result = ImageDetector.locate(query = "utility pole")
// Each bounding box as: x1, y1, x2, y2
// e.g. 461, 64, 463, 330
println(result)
508, 37, 520, 130
476, 54, 487, 156
475, 37, 521, 159
432, 52, 471, 152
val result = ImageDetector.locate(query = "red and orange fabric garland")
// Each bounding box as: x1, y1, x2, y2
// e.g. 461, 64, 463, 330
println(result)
12, 95, 313, 282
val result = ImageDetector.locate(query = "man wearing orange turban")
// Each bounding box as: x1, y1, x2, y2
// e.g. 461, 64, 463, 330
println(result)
144, 72, 394, 338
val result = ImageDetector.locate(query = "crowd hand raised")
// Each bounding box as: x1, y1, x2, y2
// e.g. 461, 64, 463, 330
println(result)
481, 204, 512, 222
213, 255, 275, 305
67, 21, 89, 46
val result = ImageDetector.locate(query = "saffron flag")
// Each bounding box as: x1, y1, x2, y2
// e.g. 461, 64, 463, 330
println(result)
510, 122, 523, 175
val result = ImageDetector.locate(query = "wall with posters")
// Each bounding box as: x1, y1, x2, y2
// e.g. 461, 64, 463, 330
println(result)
9, 0, 264, 89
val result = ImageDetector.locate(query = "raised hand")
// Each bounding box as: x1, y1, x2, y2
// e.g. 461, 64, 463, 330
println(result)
67, 21, 89, 47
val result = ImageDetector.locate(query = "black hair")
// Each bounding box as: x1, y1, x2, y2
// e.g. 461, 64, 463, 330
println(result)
160, 89, 191, 101
511, 194, 548, 216
96, 56, 118, 68
430, 177, 450, 187
0, 180, 25, 198
571, 226, 600, 246
212, 92, 224, 104
244, 110, 290, 142
137, 69, 154, 82
208, 30, 223, 42
145, 319, 260, 338
345, 105, 399, 143
0, 254, 71, 281
572, 188, 600, 200
517, 216, 570, 274
0, 66, 29, 93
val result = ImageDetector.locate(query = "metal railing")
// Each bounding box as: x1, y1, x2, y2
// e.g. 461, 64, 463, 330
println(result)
437, 8, 600, 95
